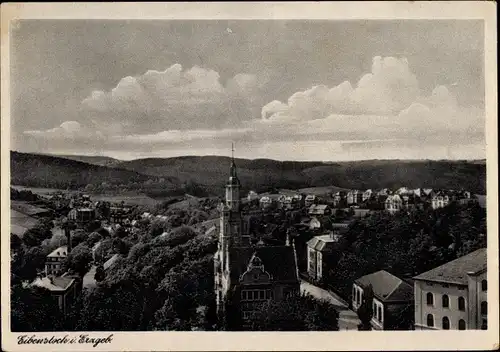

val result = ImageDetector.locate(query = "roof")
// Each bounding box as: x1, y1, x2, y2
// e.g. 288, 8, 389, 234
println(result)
32, 276, 74, 292
229, 246, 299, 284
413, 248, 487, 285
355, 270, 414, 302
307, 235, 339, 252
309, 204, 330, 214
77, 208, 94, 212
104, 254, 120, 270
47, 246, 68, 258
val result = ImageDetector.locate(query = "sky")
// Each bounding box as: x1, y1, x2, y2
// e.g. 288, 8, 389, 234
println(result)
10, 20, 485, 161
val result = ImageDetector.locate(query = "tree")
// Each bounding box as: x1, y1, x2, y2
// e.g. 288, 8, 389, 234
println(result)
251, 293, 339, 331
357, 284, 374, 330
11, 285, 65, 332
65, 243, 93, 277
94, 264, 105, 282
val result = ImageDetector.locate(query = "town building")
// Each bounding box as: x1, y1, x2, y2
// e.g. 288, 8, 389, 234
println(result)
68, 207, 96, 224
347, 190, 363, 205
247, 191, 259, 202
362, 189, 374, 203
214, 155, 300, 327
31, 275, 80, 315
431, 191, 451, 209
308, 204, 332, 216
45, 245, 68, 276
352, 270, 414, 330
304, 194, 317, 207
332, 191, 347, 208
413, 248, 487, 330
306, 233, 342, 281
259, 196, 274, 210
385, 194, 403, 213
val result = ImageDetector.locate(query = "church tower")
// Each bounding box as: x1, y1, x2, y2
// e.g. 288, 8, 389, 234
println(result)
215, 144, 249, 320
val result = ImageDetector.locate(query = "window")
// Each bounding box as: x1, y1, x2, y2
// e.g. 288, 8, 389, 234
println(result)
442, 316, 450, 330
481, 279, 487, 291
481, 301, 487, 315
426, 292, 434, 306
442, 294, 449, 308
458, 297, 466, 311
458, 319, 466, 330
356, 289, 361, 305
377, 306, 382, 322
427, 314, 434, 327
481, 319, 487, 330
373, 302, 377, 319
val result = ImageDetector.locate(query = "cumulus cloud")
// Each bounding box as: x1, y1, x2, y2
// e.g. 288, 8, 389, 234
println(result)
81, 64, 266, 134
262, 56, 421, 121
24, 121, 103, 140
261, 56, 484, 141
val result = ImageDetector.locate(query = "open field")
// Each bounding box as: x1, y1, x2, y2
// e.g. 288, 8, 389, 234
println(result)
12, 185, 161, 207
10, 209, 39, 237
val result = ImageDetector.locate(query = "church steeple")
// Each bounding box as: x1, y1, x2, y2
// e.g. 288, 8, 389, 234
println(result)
228, 142, 240, 186
225, 143, 240, 210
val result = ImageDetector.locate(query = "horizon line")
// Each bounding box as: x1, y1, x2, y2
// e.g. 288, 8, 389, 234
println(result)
10, 150, 487, 164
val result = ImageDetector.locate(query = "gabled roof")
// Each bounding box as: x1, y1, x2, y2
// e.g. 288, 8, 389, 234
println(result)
355, 270, 413, 303
307, 234, 338, 252
229, 246, 298, 284
32, 276, 74, 292
104, 253, 120, 270
47, 246, 68, 258
413, 248, 487, 285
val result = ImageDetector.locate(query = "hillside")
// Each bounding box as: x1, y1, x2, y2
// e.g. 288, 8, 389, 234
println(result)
11, 152, 487, 195
54, 154, 122, 168
117, 156, 324, 194
10, 151, 179, 190
116, 156, 486, 195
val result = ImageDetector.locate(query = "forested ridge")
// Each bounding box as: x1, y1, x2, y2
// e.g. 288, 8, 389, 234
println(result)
11, 151, 487, 195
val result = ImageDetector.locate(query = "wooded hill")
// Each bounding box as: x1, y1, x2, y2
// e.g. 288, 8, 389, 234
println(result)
11, 151, 487, 195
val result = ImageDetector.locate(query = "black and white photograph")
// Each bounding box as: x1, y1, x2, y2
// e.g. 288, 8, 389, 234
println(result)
1, 2, 498, 351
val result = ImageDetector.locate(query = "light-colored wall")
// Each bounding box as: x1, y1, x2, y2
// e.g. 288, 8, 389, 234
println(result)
371, 298, 384, 329
414, 280, 469, 330
467, 271, 487, 329
352, 284, 363, 310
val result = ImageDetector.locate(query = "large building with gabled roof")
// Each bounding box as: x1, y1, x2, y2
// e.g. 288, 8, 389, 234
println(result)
214, 150, 300, 328
413, 248, 487, 330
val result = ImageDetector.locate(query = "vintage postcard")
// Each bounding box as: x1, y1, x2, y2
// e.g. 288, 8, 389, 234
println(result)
1, 2, 498, 351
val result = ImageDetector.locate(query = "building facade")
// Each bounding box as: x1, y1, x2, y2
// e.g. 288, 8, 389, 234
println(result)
214, 157, 300, 328
413, 248, 487, 330
347, 190, 363, 205
352, 270, 414, 330
45, 245, 69, 276
31, 275, 79, 315
306, 234, 341, 281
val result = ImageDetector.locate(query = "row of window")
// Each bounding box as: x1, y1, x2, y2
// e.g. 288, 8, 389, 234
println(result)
241, 289, 273, 301
427, 293, 466, 310
426, 315, 466, 330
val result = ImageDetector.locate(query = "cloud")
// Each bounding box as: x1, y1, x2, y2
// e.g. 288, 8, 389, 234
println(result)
24, 121, 103, 140
81, 64, 266, 134
20, 56, 484, 161
263, 56, 421, 121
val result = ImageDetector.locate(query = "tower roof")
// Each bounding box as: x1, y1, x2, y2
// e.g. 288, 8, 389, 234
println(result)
227, 143, 240, 186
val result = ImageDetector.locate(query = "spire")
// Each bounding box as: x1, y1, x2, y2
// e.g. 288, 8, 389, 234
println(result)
229, 142, 239, 182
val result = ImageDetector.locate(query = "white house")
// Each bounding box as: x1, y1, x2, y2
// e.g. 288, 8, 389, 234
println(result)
413, 248, 487, 330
